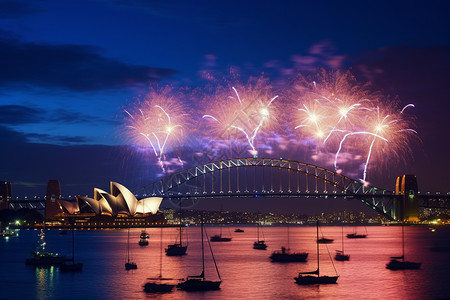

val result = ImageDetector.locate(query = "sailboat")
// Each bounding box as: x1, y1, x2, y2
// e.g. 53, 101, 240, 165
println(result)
166, 203, 187, 256
347, 225, 368, 238
386, 224, 421, 270
125, 228, 137, 270
317, 226, 334, 244
210, 224, 232, 242
177, 218, 221, 291
210, 205, 232, 242
253, 215, 267, 250
143, 228, 176, 293
270, 225, 307, 262
139, 229, 149, 246
60, 224, 83, 271
335, 225, 349, 261
25, 228, 66, 267
294, 221, 339, 284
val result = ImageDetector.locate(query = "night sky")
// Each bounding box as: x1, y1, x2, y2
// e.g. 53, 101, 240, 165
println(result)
1, 0, 449, 211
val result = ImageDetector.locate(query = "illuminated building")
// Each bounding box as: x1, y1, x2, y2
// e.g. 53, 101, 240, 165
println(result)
53, 181, 165, 228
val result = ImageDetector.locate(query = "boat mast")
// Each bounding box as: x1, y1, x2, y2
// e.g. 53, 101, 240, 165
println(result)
72, 221, 75, 262
402, 223, 405, 261
127, 228, 130, 263
257, 220, 260, 241
205, 217, 222, 281
201, 216, 205, 279
316, 220, 320, 277
179, 201, 182, 245
287, 223, 290, 249
159, 227, 163, 279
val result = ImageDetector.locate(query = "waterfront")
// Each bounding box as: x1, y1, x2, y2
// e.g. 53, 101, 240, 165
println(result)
1, 226, 449, 300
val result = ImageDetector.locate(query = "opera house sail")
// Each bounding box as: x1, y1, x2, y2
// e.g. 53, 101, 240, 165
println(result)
53, 182, 165, 228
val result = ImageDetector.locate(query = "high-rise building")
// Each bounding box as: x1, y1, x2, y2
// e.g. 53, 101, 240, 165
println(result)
0, 181, 12, 210
45, 180, 61, 220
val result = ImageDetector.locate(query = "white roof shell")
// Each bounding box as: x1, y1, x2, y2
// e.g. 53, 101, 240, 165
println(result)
74, 182, 161, 216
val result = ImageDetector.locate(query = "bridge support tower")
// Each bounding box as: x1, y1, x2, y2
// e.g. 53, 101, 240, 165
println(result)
0, 181, 12, 210
395, 175, 420, 222
45, 180, 62, 220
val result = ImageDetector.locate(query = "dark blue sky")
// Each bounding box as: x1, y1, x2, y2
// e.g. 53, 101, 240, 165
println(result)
0, 0, 449, 210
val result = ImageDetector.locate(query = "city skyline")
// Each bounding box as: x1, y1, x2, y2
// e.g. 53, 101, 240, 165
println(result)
1, 1, 449, 210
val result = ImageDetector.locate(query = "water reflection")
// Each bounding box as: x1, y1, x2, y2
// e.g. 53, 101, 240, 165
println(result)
35, 266, 57, 300
1, 226, 449, 300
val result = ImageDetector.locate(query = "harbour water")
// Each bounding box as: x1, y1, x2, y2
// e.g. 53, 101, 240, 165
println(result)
1, 225, 449, 300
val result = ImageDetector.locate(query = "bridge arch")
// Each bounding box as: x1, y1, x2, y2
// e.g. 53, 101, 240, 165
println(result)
140, 158, 397, 220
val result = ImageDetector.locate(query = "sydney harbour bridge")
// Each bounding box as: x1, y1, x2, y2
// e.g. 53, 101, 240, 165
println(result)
9, 157, 449, 221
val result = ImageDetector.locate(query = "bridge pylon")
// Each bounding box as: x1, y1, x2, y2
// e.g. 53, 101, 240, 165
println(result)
0, 181, 12, 210
45, 180, 62, 220
395, 175, 420, 222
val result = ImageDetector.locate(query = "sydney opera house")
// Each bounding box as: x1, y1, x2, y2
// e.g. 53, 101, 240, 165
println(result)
47, 181, 166, 228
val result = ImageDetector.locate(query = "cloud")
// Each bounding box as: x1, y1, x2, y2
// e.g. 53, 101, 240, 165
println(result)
0, 105, 44, 124
0, 125, 28, 144
0, 32, 177, 91
0, 0, 43, 19
290, 40, 347, 72
0, 104, 118, 126
25, 132, 91, 145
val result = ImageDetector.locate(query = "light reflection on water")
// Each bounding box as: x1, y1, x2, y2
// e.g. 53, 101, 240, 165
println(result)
0, 226, 449, 300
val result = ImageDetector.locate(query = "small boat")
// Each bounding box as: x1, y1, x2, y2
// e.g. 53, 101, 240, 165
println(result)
347, 225, 368, 238
253, 215, 267, 250
386, 225, 421, 270
335, 225, 349, 261
294, 221, 339, 284
143, 228, 176, 293
139, 229, 149, 246
144, 279, 177, 293
317, 225, 333, 243
125, 228, 137, 270
317, 238, 334, 244
177, 218, 221, 291
386, 258, 421, 270
334, 250, 349, 261
139, 238, 149, 246
166, 242, 187, 256
25, 229, 65, 267
346, 233, 367, 239
254, 240, 268, 250
140, 230, 150, 239
210, 205, 232, 242
1, 229, 17, 237
270, 247, 308, 262
270, 224, 307, 262
59, 230, 68, 235
210, 225, 231, 242
166, 206, 188, 256
60, 225, 83, 272
210, 234, 232, 242
26, 251, 66, 267
234, 228, 244, 233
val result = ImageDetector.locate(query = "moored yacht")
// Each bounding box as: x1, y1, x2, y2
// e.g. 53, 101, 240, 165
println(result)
295, 221, 339, 284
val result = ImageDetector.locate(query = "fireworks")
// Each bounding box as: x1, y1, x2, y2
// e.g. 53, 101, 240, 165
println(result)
291, 70, 418, 183
124, 86, 189, 172
202, 76, 280, 156
122, 69, 418, 186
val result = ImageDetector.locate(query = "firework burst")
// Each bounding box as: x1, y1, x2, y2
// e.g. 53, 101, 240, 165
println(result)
124, 86, 189, 172
202, 76, 280, 156
290, 69, 418, 183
